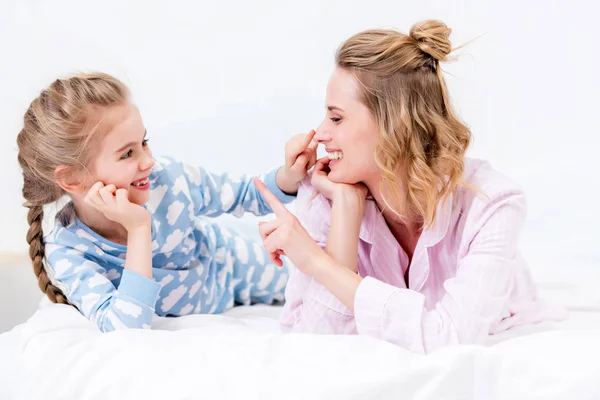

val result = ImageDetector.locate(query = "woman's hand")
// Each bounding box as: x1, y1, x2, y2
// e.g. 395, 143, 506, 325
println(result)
256, 177, 363, 312
311, 157, 369, 205
255, 178, 326, 276
310, 157, 368, 274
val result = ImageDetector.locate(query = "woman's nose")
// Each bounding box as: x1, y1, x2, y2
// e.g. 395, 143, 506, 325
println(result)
314, 122, 331, 143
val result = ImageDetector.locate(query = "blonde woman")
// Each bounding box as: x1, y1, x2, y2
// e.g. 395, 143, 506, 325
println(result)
255, 20, 564, 353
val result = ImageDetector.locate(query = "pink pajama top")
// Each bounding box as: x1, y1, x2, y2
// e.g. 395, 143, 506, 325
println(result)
281, 158, 565, 353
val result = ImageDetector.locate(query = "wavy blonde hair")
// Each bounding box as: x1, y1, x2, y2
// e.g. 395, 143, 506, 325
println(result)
336, 20, 471, 228
16, 73, 129, 304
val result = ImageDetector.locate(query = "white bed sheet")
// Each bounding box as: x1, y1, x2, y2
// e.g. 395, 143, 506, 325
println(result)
1, 214, 598, 399
0, 328, 25, 400
0, 299, 598, 400
0, 304, 285, 400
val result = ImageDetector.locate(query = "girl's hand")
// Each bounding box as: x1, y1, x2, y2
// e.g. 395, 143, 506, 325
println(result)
84, 182, 150, 232
276, 130, 318, 194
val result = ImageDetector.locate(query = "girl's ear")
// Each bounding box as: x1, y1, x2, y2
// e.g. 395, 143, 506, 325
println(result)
54, 165, 87, 195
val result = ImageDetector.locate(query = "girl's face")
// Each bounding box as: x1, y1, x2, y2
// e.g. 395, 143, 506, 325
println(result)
88, 103, 155, 206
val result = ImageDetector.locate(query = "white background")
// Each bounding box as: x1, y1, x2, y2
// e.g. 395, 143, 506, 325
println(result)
0, 0, 598, 329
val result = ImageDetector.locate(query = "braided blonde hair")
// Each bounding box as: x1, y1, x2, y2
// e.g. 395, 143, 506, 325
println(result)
16, 73, 129, 303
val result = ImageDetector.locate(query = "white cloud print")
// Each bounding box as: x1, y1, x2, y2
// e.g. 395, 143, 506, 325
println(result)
161, 229, 183, 253
166, 201, 185, 226
146, 184, 168, 214
114, 299, 143, 318
161, 285, 188, 313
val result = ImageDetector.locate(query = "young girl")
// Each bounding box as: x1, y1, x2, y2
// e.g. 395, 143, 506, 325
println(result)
17, 73, 316, 332
255, 20, 565, 353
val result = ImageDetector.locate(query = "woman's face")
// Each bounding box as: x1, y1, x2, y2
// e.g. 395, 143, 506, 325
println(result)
314, 68, 380, 186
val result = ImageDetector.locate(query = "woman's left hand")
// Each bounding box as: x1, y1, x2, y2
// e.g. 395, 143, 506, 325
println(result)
311, 157, 369, 204
254, 177, 325, 276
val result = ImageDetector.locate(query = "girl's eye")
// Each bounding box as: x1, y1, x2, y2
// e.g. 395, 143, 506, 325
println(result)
330, 117, 341, 123
121, 149, 133, 160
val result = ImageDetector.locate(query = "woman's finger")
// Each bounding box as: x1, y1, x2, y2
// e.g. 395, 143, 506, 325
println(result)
314, 156, 330, 172
258, 219, 282, 240
263, 235, 284, 267
313, 161, 331, 181
254, 178, 291, 218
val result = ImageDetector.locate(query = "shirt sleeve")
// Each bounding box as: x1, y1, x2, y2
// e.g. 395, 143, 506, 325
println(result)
352, 188, 527, 353
46, 247, 161, 332
280, 177, 358, 334
176, 159, 296, 218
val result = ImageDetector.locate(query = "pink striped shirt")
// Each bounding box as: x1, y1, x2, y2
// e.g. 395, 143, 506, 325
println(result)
282, 158, 566, 353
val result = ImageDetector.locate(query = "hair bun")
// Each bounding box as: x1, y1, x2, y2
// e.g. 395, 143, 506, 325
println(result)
409, 20, 452, 62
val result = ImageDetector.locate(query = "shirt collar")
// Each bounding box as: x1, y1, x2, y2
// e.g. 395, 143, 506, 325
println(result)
310, 188, 453, 248
358, 191, 454, 248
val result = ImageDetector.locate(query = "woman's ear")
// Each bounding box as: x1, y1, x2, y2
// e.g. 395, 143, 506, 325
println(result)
54, 165, 87, 195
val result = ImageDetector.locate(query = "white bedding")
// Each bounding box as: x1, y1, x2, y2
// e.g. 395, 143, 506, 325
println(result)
0, 300, 598, 400
1, 215, 598, 399
0, 328, 24, 400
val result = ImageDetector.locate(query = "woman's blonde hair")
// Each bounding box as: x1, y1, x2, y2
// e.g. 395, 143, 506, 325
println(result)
16, 73, 129, 304
336, 20, 471, 228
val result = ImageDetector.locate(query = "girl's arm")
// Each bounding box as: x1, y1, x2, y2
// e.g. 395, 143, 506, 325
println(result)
46, 243, 161, 332
48, 182, 161, 332
174, 158, 296, 218
165, 131, 316, 218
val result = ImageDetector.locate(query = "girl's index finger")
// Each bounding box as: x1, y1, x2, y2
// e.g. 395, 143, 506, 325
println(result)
302, 129, 316, 149
254, 177, 289, 217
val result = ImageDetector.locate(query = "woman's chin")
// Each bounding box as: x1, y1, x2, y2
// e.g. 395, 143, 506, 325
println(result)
327, 170, 358, 185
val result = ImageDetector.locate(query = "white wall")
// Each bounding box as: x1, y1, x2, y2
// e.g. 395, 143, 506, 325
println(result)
0, 0, 598, 259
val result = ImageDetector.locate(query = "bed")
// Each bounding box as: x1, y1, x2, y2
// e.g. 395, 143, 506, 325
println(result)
1, 301, 599, 399
1, 215, 599, 399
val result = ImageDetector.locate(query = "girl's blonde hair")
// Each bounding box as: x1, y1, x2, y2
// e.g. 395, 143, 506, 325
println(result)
336, 20, 471, 228
16, 73, 129, 304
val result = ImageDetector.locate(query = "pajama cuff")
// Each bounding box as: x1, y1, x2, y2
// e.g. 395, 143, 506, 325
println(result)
263, 167, 297, 204
117, 269, 162, 309
354, 276, 426, 352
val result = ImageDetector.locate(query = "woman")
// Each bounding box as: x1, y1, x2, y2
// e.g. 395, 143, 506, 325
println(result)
255, 19, 564, 353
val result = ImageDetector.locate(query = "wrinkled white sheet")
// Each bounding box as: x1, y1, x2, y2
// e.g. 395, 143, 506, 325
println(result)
2, 302, 597, 400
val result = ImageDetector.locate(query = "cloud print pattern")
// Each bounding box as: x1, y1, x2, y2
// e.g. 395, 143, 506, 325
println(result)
44, 157, 293, 332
